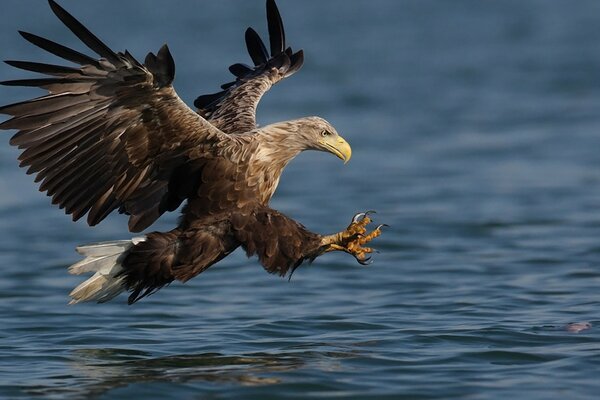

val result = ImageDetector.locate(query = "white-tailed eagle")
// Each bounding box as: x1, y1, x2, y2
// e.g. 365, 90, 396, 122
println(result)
0, 0, 384, 304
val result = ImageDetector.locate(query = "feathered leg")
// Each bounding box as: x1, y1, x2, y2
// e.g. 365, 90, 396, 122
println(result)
233, 207, 385, 277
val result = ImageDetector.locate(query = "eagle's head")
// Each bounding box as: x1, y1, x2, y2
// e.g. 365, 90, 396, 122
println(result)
298, 116, 352, 164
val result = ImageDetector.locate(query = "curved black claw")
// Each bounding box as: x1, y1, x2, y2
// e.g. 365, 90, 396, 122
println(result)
351, 212, 365, 224
357, 256, 373, 265
352, 210, 377, 224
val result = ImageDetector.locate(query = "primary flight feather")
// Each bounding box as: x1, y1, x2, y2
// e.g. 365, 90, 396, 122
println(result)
0, 0, 384, 304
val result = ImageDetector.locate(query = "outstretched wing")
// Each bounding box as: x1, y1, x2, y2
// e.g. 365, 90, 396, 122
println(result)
0, 0, 232, 232
194, 0, 304, 134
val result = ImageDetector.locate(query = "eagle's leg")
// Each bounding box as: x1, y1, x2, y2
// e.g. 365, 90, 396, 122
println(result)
320, 211, 386, 265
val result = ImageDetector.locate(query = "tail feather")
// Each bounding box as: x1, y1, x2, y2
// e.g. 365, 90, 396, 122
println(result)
68, 253, 122, 275
68, 237, 146, 304
74, 237, 145, 257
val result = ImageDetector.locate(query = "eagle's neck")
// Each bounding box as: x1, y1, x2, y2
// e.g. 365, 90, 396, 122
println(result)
254, 122, 309, 165
250, 122, 309, 203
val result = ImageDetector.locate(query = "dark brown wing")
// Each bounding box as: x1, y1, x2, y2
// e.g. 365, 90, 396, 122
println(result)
194, 0, 304, 134
0, 0, 233, 232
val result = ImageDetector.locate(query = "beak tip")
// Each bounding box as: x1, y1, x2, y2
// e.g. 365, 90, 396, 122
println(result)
321, 135, 352, 164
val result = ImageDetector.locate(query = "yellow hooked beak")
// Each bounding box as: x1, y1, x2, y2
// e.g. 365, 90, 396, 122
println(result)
319, 135, 352, 164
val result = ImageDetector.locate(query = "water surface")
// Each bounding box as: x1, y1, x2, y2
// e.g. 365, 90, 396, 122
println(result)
1, 1, 600, 399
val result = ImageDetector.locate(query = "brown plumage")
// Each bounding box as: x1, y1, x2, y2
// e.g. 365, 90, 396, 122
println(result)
1, 0, 384, 304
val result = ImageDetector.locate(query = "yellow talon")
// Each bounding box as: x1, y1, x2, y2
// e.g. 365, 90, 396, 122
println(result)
358, 226, 383, 245
320, 212, 385, 265
346, 217, 369, 237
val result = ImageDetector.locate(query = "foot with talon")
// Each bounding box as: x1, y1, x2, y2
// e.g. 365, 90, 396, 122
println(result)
320, 211, 386, 265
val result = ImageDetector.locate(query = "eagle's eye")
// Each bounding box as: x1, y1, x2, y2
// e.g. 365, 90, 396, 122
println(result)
321, 130, 332, 137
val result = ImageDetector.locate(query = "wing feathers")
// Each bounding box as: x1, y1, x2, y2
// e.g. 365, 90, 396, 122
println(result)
19, 30, 100, 67
194, 0, 304, 134
245, 28, 269, 66
47, 0, 122, 65
13, 105, 105, 149
0, 98, 99, 132
144, 44, 175, 87
58, 162, 110, 213
0, 93, 88, 119
19, 121, 96, 167
266, 0, 285, 56
194, 92, 225, 112
39, 134, 107, 193
286, 49, 304, 77
228, 63, 253, 78
1, 1, 232, 232
0, 77, 87, 88
4, 60, 82, 76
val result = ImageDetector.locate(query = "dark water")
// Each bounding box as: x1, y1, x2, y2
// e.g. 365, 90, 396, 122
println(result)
1, 0, 600, 398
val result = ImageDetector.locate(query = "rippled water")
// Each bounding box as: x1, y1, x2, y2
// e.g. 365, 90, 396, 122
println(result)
1, 1, 600, 399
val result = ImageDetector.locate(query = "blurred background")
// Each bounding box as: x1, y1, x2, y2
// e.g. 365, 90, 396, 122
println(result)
1, 1, 600, 399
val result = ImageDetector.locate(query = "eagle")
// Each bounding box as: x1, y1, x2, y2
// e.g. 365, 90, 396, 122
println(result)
0, 0, 384, 304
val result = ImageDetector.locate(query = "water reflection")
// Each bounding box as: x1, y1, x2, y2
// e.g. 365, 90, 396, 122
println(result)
24, 346, 362, 399
63, 349, 294, 397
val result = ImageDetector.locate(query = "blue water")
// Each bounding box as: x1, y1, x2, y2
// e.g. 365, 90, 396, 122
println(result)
1, 1, 600, 399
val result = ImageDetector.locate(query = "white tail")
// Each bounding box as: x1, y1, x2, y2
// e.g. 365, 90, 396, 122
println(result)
68, 237, 146, 304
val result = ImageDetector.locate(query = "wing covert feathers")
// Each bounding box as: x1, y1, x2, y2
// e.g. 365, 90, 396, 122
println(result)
1, 0, 230, 232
